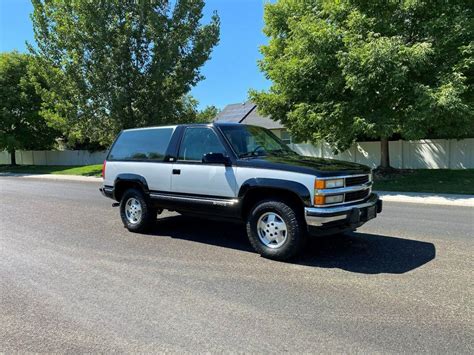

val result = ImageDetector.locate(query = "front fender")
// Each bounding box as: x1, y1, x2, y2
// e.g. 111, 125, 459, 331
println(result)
238, 178, 312, 207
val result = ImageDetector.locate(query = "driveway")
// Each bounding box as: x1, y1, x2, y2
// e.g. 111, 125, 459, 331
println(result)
1, 177, 472, 352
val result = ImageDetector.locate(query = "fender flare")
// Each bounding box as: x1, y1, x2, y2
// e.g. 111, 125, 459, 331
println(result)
114, 173, 149, 199
238, 178, 312, 207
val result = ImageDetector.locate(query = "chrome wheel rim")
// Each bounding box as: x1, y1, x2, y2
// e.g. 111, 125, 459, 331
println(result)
125, 198, 142, 225
257, 212, 288, 249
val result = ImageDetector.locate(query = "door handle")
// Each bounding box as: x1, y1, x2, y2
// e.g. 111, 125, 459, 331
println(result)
172, 169, 181, 175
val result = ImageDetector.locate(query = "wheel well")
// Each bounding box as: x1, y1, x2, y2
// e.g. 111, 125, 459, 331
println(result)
114, 181, 147, 201
241, 188, 305, 219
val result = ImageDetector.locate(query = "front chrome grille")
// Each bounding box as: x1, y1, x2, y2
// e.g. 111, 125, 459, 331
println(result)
314, 173, 372, 207
345, 175, 369, 186
345, 189, 370, 202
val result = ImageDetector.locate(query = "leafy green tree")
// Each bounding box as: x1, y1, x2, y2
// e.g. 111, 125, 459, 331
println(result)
196, 105, 219, 123
29, 0, 220, 147
251, 0, 473, 168
0, 52, 58, 165
170, 95, 219, 123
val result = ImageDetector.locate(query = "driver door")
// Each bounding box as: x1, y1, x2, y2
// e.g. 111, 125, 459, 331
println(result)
171, 126, 238, 198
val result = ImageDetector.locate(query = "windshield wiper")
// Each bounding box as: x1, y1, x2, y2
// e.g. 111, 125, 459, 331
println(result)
268, 149, 295, 156
239, 152, 261, 159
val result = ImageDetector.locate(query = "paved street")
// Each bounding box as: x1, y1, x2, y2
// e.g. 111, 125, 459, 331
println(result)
1, 177, 472, 352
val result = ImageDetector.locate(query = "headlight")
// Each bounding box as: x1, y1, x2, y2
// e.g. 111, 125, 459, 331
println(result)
325, 194, 344, 204
314, 178, 344, 189
314, 194, 344, 205
325, 179, 344, 188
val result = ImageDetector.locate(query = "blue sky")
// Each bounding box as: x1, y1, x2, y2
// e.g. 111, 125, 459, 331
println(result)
0, 0, 271, 110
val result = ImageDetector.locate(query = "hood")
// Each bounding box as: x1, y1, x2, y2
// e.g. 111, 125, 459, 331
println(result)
236, 154, 371, 177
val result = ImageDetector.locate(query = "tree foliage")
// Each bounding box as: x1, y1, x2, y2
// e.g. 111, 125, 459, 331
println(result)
195, 104, 219, 122
29, 0, 220, 147
0, 52, 58, 164
250, 0, 473, 167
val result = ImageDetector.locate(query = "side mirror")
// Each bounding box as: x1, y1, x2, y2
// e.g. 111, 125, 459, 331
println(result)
202, 152, 231, 166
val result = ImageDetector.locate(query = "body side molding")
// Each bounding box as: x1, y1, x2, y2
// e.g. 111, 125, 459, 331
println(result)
150, 192, 238, 207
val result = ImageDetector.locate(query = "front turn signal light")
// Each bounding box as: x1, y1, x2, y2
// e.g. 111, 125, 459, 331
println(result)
314, 195, 325, 205
315, 180, 325, 189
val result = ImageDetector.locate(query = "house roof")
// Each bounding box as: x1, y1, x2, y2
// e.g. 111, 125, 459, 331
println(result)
214, 101, 284, 130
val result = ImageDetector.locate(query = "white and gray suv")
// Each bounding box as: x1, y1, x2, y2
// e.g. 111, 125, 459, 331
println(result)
100, 123, 382, 260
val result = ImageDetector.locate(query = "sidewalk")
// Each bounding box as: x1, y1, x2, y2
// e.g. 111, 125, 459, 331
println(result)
1, 172, 473, 207
377, 191, 474, 207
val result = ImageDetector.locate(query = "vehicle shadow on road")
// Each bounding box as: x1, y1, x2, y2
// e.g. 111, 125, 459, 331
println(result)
299, 233, 436, 274
151, 214, 254, 252
151, 215, 436, 274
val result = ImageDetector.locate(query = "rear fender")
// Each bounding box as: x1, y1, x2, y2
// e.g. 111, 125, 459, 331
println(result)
113, 173, 149, 200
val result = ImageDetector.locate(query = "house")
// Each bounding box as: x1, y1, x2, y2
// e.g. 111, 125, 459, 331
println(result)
214, 101, 293, 144
213, 101, 474, 169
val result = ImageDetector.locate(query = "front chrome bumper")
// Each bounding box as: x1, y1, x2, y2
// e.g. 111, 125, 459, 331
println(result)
305, 193, 382, 227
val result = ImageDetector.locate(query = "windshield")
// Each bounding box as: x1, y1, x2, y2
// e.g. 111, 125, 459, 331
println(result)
219, 125, 298, 158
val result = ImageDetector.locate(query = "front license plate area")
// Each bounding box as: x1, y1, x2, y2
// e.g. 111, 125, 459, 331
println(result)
366, 205, 376, 221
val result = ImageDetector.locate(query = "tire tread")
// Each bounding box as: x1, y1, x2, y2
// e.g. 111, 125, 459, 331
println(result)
119, 188, 155, 233
246, 199, 306, 260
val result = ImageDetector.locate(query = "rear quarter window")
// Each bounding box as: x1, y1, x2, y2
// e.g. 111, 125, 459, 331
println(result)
108, 127, 174, 161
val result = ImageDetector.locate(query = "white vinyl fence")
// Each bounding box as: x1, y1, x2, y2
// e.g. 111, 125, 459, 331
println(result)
0, 150, 107, 166
1, 138, 473, 169
291, 138, 474, 169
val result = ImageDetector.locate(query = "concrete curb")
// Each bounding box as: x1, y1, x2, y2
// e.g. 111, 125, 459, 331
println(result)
0, 172, 102, 183
1, 173, 473, 207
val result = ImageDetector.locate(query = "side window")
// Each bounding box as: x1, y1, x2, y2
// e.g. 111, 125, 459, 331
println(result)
178, 127, 227, 161
109, 128, 174, 161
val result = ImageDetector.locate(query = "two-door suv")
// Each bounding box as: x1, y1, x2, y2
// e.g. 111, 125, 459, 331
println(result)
100, 123, 382, 260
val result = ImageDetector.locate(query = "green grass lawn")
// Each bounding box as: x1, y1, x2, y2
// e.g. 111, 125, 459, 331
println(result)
1, 164, 472, 195
0, 164, 102, 177
373, 169, 474, 195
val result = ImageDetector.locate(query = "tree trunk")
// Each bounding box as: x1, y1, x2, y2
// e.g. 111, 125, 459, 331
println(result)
10, 149, 17, 166
380, 137, 390, 169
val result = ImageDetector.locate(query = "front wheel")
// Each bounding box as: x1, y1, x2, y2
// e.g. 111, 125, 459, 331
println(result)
246, 200, 307, 261
120, 188, 156, 233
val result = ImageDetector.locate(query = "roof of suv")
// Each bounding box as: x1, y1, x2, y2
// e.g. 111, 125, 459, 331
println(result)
121, 122, 245, 132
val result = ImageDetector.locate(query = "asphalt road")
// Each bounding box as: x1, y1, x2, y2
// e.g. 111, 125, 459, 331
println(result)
1, 177, 473, 352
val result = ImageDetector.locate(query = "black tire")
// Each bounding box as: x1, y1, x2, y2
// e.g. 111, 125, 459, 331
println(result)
246, 199, 307, 261
119, 188, 156, 233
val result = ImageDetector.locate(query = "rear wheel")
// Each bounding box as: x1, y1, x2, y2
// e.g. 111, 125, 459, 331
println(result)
120, 188, 156, 233
246, 200, 306, 260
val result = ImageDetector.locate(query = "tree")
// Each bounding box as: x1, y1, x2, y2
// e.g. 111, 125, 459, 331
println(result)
250, 0, 473, 168
0, 52, 58, 165
170, 95, 219, 123
196, 105, 219, 123
29, 0, 220, 147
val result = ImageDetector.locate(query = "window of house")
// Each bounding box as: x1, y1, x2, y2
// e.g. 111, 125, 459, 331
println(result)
281, 130, 292, 145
